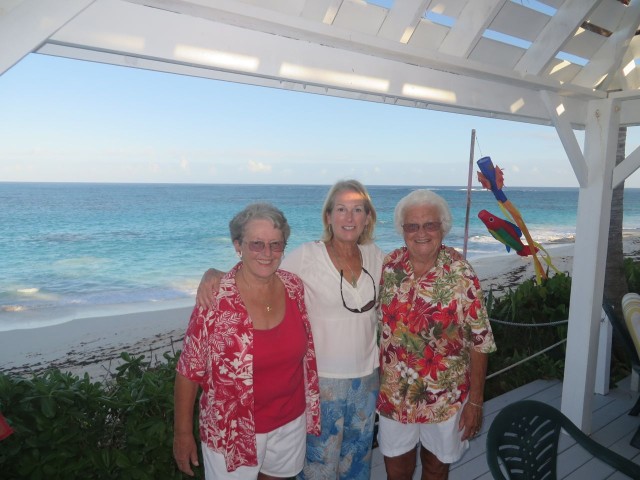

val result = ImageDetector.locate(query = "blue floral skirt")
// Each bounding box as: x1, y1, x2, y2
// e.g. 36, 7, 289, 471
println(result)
298, 370, 379, 480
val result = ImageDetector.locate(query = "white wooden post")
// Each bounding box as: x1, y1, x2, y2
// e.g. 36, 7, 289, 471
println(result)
560, 98, 619, 432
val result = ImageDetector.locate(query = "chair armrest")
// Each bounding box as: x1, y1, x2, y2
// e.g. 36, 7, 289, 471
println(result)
561, 418, 640, 478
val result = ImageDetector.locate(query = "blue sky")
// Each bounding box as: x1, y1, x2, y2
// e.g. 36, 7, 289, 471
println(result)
1, 54, 638, 188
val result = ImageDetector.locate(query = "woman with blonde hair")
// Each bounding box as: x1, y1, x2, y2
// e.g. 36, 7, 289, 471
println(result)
197, 180, 384, 479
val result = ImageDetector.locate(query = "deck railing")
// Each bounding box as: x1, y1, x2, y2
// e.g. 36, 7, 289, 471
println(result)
486, 308, 623, 396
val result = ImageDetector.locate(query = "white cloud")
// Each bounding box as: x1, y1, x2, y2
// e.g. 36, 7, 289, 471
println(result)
180, 157, 189, 171
248, 160, 272, 173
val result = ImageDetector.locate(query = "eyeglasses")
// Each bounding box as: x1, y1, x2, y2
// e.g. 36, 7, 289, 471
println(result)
340, 267, 377, 313
244, 240, 286, 253
402, 222, 442, 233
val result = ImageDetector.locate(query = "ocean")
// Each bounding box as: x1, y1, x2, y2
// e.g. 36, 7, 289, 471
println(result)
2, 182, 640, 332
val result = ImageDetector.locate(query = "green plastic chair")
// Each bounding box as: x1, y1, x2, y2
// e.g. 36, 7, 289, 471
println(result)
486, 400, 640, 479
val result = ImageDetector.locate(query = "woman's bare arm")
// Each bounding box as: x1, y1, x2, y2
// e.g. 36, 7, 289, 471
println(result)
195, 268, 226, 309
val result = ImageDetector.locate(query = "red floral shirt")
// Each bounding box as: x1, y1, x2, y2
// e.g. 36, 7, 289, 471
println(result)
377, 246, 496, 424
177, 263, 321, 472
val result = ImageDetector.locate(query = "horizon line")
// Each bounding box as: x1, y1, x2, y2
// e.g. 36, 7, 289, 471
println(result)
0, 181, 619, 189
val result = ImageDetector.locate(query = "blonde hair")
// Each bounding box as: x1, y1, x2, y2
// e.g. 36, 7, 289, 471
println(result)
320, 179, 376, 244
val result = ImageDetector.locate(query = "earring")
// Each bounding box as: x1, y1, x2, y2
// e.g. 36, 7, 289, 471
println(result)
236, 251, 242, 259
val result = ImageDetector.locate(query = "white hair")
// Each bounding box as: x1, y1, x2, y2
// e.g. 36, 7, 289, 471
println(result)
393, 189, 452, 237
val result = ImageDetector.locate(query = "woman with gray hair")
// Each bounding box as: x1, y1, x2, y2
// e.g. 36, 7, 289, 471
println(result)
174, 202, 320, 480
377, 190, 496, 480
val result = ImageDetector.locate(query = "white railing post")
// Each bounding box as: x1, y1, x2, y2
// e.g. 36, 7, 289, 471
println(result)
595, 307, 612, 395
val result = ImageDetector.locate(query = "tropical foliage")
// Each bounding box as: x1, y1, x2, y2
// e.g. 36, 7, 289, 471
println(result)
484, 258, 640, 399
0, 352, 202, 480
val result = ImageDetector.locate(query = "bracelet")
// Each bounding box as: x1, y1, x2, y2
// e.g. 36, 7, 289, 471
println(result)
468, 401, 483, 409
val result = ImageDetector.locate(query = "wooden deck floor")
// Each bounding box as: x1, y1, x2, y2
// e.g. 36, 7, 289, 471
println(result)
370, 376, 640, 479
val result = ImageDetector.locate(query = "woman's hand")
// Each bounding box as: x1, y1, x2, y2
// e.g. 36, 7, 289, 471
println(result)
443, 245, 463, 261
196, 268, 226, 309
173, 374, 200, 476
459, 401, 483, 441
461, 350, 488, 440
173, 431, 199, 476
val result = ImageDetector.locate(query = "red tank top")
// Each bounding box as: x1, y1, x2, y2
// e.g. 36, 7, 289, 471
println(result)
253, 294, 307, 433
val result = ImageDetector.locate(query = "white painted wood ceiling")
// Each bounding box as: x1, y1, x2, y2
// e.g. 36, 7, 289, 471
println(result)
2, 0, 640, 126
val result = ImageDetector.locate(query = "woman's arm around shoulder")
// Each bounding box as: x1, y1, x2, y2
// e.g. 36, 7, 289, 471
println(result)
196, 268, 227, 309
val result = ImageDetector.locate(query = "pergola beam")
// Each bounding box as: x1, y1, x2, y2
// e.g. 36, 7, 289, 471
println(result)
0, 0, 95, 76
573, 0, 640, 90
613, 144, 640, 189
540, 90, 588, 186
438, 0, 505, 58
515, 0, 599, 76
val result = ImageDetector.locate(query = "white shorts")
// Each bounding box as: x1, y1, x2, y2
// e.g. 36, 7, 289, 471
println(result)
377, 407, 469, 464
202, 413, 306, 479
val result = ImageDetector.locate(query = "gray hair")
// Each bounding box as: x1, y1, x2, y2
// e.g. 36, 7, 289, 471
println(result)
229, 202, 291, 244
394, 190, 452, 237
320, 179, 377, 244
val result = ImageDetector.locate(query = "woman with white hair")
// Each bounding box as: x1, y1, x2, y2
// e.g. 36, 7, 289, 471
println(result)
377, 189, 496, 480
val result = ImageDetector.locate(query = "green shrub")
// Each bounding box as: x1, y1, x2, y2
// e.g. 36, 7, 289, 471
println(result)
484, 261, 640, 400
625, 258, 640, 293
0, 352, 202, 480
484, 273, 572, 399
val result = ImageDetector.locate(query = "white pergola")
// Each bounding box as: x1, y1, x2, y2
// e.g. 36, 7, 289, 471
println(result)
2, 0, 640, 432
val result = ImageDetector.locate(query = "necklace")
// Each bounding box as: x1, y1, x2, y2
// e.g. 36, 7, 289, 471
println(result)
344, 263, 358, 288
329, 241, 360, 287
240, 268, 273, 313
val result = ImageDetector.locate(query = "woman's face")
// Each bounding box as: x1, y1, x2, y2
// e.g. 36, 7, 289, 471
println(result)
234, 218, 285, 280
326, 189, 370, 244
402, 204, 443, 263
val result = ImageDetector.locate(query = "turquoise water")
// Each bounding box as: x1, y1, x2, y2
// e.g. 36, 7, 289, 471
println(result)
1, 182, 639, 331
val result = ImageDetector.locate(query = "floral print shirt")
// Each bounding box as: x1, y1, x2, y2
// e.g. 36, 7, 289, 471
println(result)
377, 246, 496, 424
177, 263, 321, 472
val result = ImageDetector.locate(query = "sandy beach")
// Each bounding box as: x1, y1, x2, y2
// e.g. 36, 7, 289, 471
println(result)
0, 306, 192, 380
2, 232, 639, 380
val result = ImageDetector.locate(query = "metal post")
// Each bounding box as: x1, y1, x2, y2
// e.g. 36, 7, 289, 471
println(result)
463, 129, 476, 259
